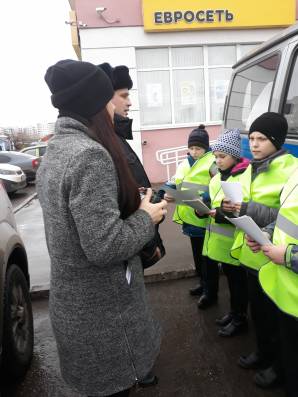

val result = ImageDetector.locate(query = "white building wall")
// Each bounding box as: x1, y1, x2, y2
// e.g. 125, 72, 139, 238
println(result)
79, 26, 281, 162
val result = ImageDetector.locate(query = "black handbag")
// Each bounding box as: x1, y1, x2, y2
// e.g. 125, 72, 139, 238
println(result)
140, 229, 166, 269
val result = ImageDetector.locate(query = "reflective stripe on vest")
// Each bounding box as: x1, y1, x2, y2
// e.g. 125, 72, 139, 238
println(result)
259, 171, 298, 317
181, 181, 209, 192
173, 152, 215, 228
275, 213, 298, 240
209, 224, 235, 238
232, 154, 298, 270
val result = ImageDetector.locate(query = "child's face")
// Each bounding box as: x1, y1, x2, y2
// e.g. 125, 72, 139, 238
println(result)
249, 131, 276, 160
188, 146, 206, 160
213, 151, 237, 171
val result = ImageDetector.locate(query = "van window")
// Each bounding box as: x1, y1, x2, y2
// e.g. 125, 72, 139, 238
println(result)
283, 52, 298, 137
226, 54, 280, 130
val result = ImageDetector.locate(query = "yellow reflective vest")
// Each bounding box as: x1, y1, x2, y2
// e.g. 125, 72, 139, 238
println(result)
231, 153, 298, 271
259, 170, 298, 318
173, 152, 215, 228
203, 170, 250, 265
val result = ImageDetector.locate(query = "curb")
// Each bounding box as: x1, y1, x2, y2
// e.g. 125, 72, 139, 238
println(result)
30, 284, 50, 300
30, 268, 196, 299
144, 268, 196, 283
13, 192, 38, 214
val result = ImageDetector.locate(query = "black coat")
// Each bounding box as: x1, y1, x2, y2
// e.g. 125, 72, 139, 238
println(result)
114, 114, 151, 188
114, 113, 165, 267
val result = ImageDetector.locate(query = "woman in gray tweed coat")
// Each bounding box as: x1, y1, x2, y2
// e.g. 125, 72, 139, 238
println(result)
38, 59, 167, 397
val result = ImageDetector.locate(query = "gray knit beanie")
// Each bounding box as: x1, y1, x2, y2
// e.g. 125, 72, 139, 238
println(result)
211, 128, 241, 159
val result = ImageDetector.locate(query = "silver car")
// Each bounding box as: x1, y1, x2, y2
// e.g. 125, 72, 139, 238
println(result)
0, 151, 40, 182
0, 182, 33, 379
0, 164, 27, 194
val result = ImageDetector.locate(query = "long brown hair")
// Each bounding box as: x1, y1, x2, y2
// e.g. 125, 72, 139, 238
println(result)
88, 108, 141, 219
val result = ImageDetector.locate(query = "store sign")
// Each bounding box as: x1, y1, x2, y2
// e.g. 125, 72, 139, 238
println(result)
142, 0, 296, 32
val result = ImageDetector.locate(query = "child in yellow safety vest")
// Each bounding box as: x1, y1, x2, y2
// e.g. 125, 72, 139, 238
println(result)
201, 128, 250, 334
231, 112, 298, 389
166, 125, 217, 299
247, 168, 298, 397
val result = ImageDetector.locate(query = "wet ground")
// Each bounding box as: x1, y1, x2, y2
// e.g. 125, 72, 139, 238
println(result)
10, 183, 36, 210
1, 278, 283, 397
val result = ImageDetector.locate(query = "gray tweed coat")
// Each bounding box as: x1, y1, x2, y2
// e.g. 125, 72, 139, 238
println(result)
37, 117, 161, 396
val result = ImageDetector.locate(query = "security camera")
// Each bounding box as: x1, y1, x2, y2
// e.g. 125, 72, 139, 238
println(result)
96, 6, 106, 14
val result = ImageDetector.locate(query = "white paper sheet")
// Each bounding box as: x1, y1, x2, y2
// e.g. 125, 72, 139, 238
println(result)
182, 199, 210, 214
163, 186, 200, 204
226, 215, 272, 245
163, 186, 210, 214
221, 181, 243, 203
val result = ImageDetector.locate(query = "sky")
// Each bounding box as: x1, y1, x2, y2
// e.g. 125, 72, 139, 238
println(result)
0, 1, 76, 127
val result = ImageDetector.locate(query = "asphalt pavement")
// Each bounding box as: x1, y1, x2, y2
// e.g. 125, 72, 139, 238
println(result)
13, 194, 196, 293
5, 186, 284, 397
10, 184, 36, 210
1, 278, 283, 397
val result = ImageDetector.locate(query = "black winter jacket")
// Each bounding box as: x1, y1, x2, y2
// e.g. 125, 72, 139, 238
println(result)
114, 113, 164, 266
114, 114, 151, 188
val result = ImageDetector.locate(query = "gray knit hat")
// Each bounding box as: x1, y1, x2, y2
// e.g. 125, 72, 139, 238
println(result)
211, 128, 241, 159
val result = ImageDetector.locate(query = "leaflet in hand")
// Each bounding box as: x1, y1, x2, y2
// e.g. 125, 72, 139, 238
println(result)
226, 215, 272, 245
221, 181, 243, 203
182, 199, 210, 214
163, 185, 200, 204
163, 185, 210, 214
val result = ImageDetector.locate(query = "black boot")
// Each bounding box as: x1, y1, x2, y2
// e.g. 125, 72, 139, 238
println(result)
138, 371, 158, 388
254, 366, 283, 389
215, 312, 233, 327
218, 318, 248, 337
189, 284, 203, 296
238, 352, 263, 369
197, 294, 217, 310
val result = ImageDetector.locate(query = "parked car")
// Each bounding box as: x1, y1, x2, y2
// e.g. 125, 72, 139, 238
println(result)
0, 182, 33, 379
21, 144, 47, 159
0, 164, 27, 194
0, 151, 40, 182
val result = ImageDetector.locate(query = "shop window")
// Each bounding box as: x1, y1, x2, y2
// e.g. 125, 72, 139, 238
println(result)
239, 44, 258, 58
208, 45, 236, 66
136, 48, 169, 69
173, 69, 205, 123
172, 47, 203, 67
136, 44, 259, 127
283, 52, 298, 137
209, 68, 232, 121
138, 70, 172, 125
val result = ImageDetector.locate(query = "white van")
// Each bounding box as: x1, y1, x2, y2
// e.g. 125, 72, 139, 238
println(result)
223, 22, 298, 158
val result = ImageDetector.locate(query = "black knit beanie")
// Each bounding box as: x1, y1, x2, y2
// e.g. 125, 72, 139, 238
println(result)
249, 112, 288, 149
99, 63, 133, 90
45, 59, 114, 118
99, 62, 114, 82
188, 124, 209, 149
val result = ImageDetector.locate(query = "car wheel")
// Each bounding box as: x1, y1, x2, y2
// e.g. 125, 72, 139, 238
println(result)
2, 264, 34, 379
